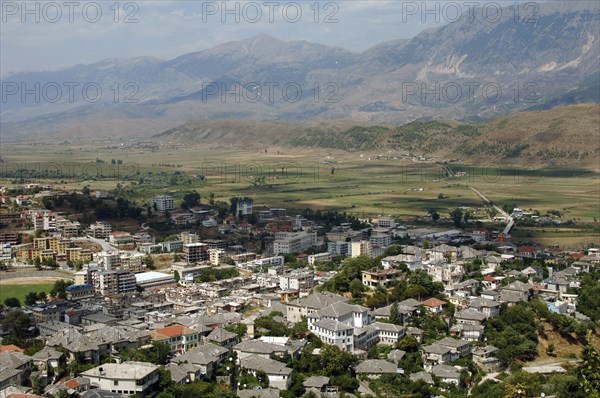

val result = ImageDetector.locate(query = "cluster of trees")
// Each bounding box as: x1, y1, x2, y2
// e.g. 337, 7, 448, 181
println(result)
193, 267, 239, 283
0, 309, 37, 348
181, 191, 201, 210
291, 341, 358, 394
4, 297, 21, 307
577, 270, 600, 322
94, 197, 143, 220
254, 312, 290, 337
485, 303, 539, 366
365, 270, 444, 309
50, 279, 74, 299
299, 208, 367, 230
120, 341, 172, 365
155, 379, 237, 398
319, 256, 378, 296
25, 291, 47, 306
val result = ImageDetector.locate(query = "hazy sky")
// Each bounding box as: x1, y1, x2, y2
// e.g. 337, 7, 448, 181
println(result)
0, 0, 584, 74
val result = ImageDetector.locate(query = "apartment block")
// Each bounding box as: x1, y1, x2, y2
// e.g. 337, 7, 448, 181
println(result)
152, 195, 175, 212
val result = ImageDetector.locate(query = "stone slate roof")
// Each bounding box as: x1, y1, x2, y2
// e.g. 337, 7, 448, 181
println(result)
303, 376, 330, 388
355, 359, 397, 374
288, 292, 347, 310
432, 364, 460, 379
207, 327, 237, 343
314, 319, 353, 332
234, 339, 286, 355
172, 343, 228, 366
455, 308, 487, 322
0, 351, 32, 369
409, 371, 433, 384
387, 349, 406, 363
240, 355, 292, 375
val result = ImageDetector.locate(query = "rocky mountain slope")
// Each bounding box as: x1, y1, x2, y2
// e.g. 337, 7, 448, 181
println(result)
1, 3, 598, 142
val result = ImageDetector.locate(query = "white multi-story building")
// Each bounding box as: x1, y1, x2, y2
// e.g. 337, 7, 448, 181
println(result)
327, 241, 350, 257
273, 231, 317, 254
152, 195, 174, 212
92, 269, 137, 295
373, 219, 396, 228
97, 251, 121, 270
370, 234, 392, 248
233, 198, 253, 217
308, 252, 330, 265
81, 362, 159, 396
279, 270, 314, 291
309, 319, 354, 351
89, 221, 112, 239
236, 256, 284, 271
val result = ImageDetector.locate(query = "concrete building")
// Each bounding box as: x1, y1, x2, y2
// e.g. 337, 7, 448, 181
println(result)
273, 232, 317, 255
135, 271, 176, 290
350, 240, 371, 258
183, 243, 209, 264
233, 198, 253, 217
362, 268, 400, 288
279, 270, 315, 291
93, 270, 137, 295
209, 249, 227, 266
89, 221, 112, 239
307, 252, 330, 265
81, 361, 159, 396
150, 324, 199, 354
370, 234, 392, 248
152, 195, 174, 212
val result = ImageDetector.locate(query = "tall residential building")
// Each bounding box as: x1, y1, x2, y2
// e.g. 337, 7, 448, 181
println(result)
92, 269, 137, 295
183, 243, 209, 264
233, 198, 253, 217
152, 195, 175, 212
180, 232, 199, 245
350, 241, 371, 258
88, 221, 112, 239
327, 241, 350, 257
279, 270, 315, 291
209, 249, 227, 266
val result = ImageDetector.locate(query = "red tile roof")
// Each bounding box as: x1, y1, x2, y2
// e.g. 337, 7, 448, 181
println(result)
422, 298, 447, 307
65, 379, 80, 389
0, 344, 25, 353
151, 324, 195, 339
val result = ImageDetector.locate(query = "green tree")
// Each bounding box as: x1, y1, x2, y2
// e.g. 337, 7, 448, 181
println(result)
389, 302, 402, 325
1, 310, 33, 345
349, 278, 365, 299
450, 208, 463, 227
50, 279, 73, 299
577, 332, 600, 398
25, 292, 39, 306
181, 191, 201, 209
4, 297, 21, 307
31, 375, 46, 395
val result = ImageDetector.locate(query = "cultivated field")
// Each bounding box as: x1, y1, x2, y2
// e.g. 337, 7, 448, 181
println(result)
2, 142, 599, 248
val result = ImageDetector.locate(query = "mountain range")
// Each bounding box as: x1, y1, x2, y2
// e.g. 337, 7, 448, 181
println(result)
1, 3, 598, 142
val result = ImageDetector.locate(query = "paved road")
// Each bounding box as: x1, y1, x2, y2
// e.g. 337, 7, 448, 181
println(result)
470, 186, 515, 234
71, 236, 117, 252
